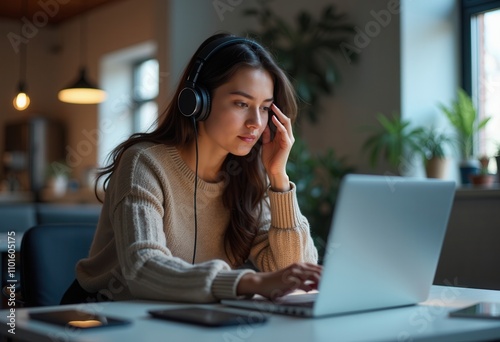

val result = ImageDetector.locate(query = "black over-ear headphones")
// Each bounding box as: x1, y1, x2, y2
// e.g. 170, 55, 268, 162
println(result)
177, 36, 263, 122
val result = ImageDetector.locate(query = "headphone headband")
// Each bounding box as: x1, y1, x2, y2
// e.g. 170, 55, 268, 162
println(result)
185, 37, 258, 85
178, 36, 264, 121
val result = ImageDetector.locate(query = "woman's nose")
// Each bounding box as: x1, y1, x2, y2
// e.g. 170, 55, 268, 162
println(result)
246, 107, 263, 129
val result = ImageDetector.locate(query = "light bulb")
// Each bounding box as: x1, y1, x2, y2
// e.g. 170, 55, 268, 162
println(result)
13, 92, 30, 111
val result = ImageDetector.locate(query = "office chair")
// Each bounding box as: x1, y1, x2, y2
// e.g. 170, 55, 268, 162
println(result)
20, 223, 96, 307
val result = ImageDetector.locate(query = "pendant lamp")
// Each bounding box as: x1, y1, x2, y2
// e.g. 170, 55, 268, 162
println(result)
58, 13, 106, 104
13, 0, 30, 111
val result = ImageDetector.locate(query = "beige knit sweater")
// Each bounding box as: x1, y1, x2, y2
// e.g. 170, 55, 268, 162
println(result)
76, 142, 318, 303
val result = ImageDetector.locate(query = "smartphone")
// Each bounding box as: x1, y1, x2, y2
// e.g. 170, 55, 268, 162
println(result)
29, 309, 131, 329
148, 307, 268, 327
449, 302, 500, 320
268, 110, 277, 141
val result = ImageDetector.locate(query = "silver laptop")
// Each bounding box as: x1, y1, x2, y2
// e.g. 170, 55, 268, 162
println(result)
222, 174, 456, 317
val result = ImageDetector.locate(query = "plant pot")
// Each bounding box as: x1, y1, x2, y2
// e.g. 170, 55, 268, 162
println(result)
459, 159, 480, 185
469, 174, 496, 187
496, 156, 500, 183
47, 175, 68, 197
425, 157, 448, 179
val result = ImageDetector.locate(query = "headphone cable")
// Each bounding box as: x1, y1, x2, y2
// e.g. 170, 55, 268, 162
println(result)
192, 117, 199, 264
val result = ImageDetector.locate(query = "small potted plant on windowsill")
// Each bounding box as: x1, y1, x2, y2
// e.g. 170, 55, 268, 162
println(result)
439, 88, 491, 185
469, 155, 496, 187
416, 127, 452, 179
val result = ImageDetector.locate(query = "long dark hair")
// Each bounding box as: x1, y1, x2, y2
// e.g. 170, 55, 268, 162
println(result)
95, 33, 298, 266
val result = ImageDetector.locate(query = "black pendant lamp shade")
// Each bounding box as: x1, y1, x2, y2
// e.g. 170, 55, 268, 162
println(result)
58, 67, 106, 104
58, 12, 106, 104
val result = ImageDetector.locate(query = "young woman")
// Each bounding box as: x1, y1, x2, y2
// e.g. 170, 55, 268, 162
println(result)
62, 33, 321, 304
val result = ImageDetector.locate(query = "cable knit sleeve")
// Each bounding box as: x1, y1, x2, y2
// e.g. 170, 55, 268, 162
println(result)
107, 146, 254, 303
248, 182, 318, 271
112, 196, 253, 303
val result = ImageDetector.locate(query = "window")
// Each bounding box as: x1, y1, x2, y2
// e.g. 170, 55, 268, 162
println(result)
462, 0, 500, 172
98, 42, 157, 167
132, 58, 159, 133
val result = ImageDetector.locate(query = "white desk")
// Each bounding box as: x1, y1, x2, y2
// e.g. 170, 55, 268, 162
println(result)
2, 286, 500, 342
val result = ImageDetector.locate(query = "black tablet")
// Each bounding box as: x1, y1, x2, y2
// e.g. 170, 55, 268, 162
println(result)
29, 309, 131, 329
449, 302, 500, 320
148, 307, 267, 327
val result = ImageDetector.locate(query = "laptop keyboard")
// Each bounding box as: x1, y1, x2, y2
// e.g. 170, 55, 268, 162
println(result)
252, 292, 317, 307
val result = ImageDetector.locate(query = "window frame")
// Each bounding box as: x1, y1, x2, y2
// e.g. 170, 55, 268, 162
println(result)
461, 0, 500, 94
131, 57, 159, 132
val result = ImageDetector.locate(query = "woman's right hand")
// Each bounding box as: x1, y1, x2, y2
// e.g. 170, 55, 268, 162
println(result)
236, 262, 322, 300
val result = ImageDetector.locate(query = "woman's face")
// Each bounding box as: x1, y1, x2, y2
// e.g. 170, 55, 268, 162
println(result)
199, 66, 274, 158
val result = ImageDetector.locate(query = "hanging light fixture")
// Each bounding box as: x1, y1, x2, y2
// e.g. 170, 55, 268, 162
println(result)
58, 12, 106, 104
13, 0, 30, 111
13, 83, 30, 111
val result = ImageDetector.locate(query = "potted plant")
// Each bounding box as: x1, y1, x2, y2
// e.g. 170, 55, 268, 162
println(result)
469, 155, 496, 187
438, 88, 491, 184
242, 1, 357, 260
45, 160, 71, 196
416, 127, 452, 179
362, 113, 424, 174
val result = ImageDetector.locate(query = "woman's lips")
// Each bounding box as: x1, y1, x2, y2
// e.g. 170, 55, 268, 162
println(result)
238, 135, 257, 143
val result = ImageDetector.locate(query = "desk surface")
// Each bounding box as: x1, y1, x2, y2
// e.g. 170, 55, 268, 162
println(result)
2, 286, 500, 342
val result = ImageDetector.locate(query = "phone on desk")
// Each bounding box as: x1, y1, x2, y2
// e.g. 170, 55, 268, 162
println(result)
148, 307, 268, 327
449, 302, 500, 320
29, 309, 131, 329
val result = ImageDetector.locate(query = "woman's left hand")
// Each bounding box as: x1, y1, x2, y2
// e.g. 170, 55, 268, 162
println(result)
261, 103, 294, 192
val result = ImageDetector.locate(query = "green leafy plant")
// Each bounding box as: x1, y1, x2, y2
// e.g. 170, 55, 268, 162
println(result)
362, 113, 424, 171
416, 127, 452, 161
45, 160, 71, 179
415, 127, 453, 179
242, 0, 355, 123
438, 88, 491, 161
242, 2, 356, 259
287, 136, 354, 260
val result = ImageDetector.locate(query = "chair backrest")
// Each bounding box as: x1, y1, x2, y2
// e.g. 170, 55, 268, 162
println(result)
21, 223, 96, 307
36, 204, 101, 225
0, 204, 37, 233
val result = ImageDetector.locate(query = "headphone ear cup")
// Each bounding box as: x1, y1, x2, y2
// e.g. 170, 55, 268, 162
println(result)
195, 85, 211, 121
177, 85, 210, 121
178, 86, 199, 118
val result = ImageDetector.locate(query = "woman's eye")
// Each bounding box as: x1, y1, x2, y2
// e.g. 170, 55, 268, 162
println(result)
235, 102, 248, 108
261, 106, 270, 112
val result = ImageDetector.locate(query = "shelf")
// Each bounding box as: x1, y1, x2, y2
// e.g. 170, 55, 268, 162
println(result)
456, 184, 500, 198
